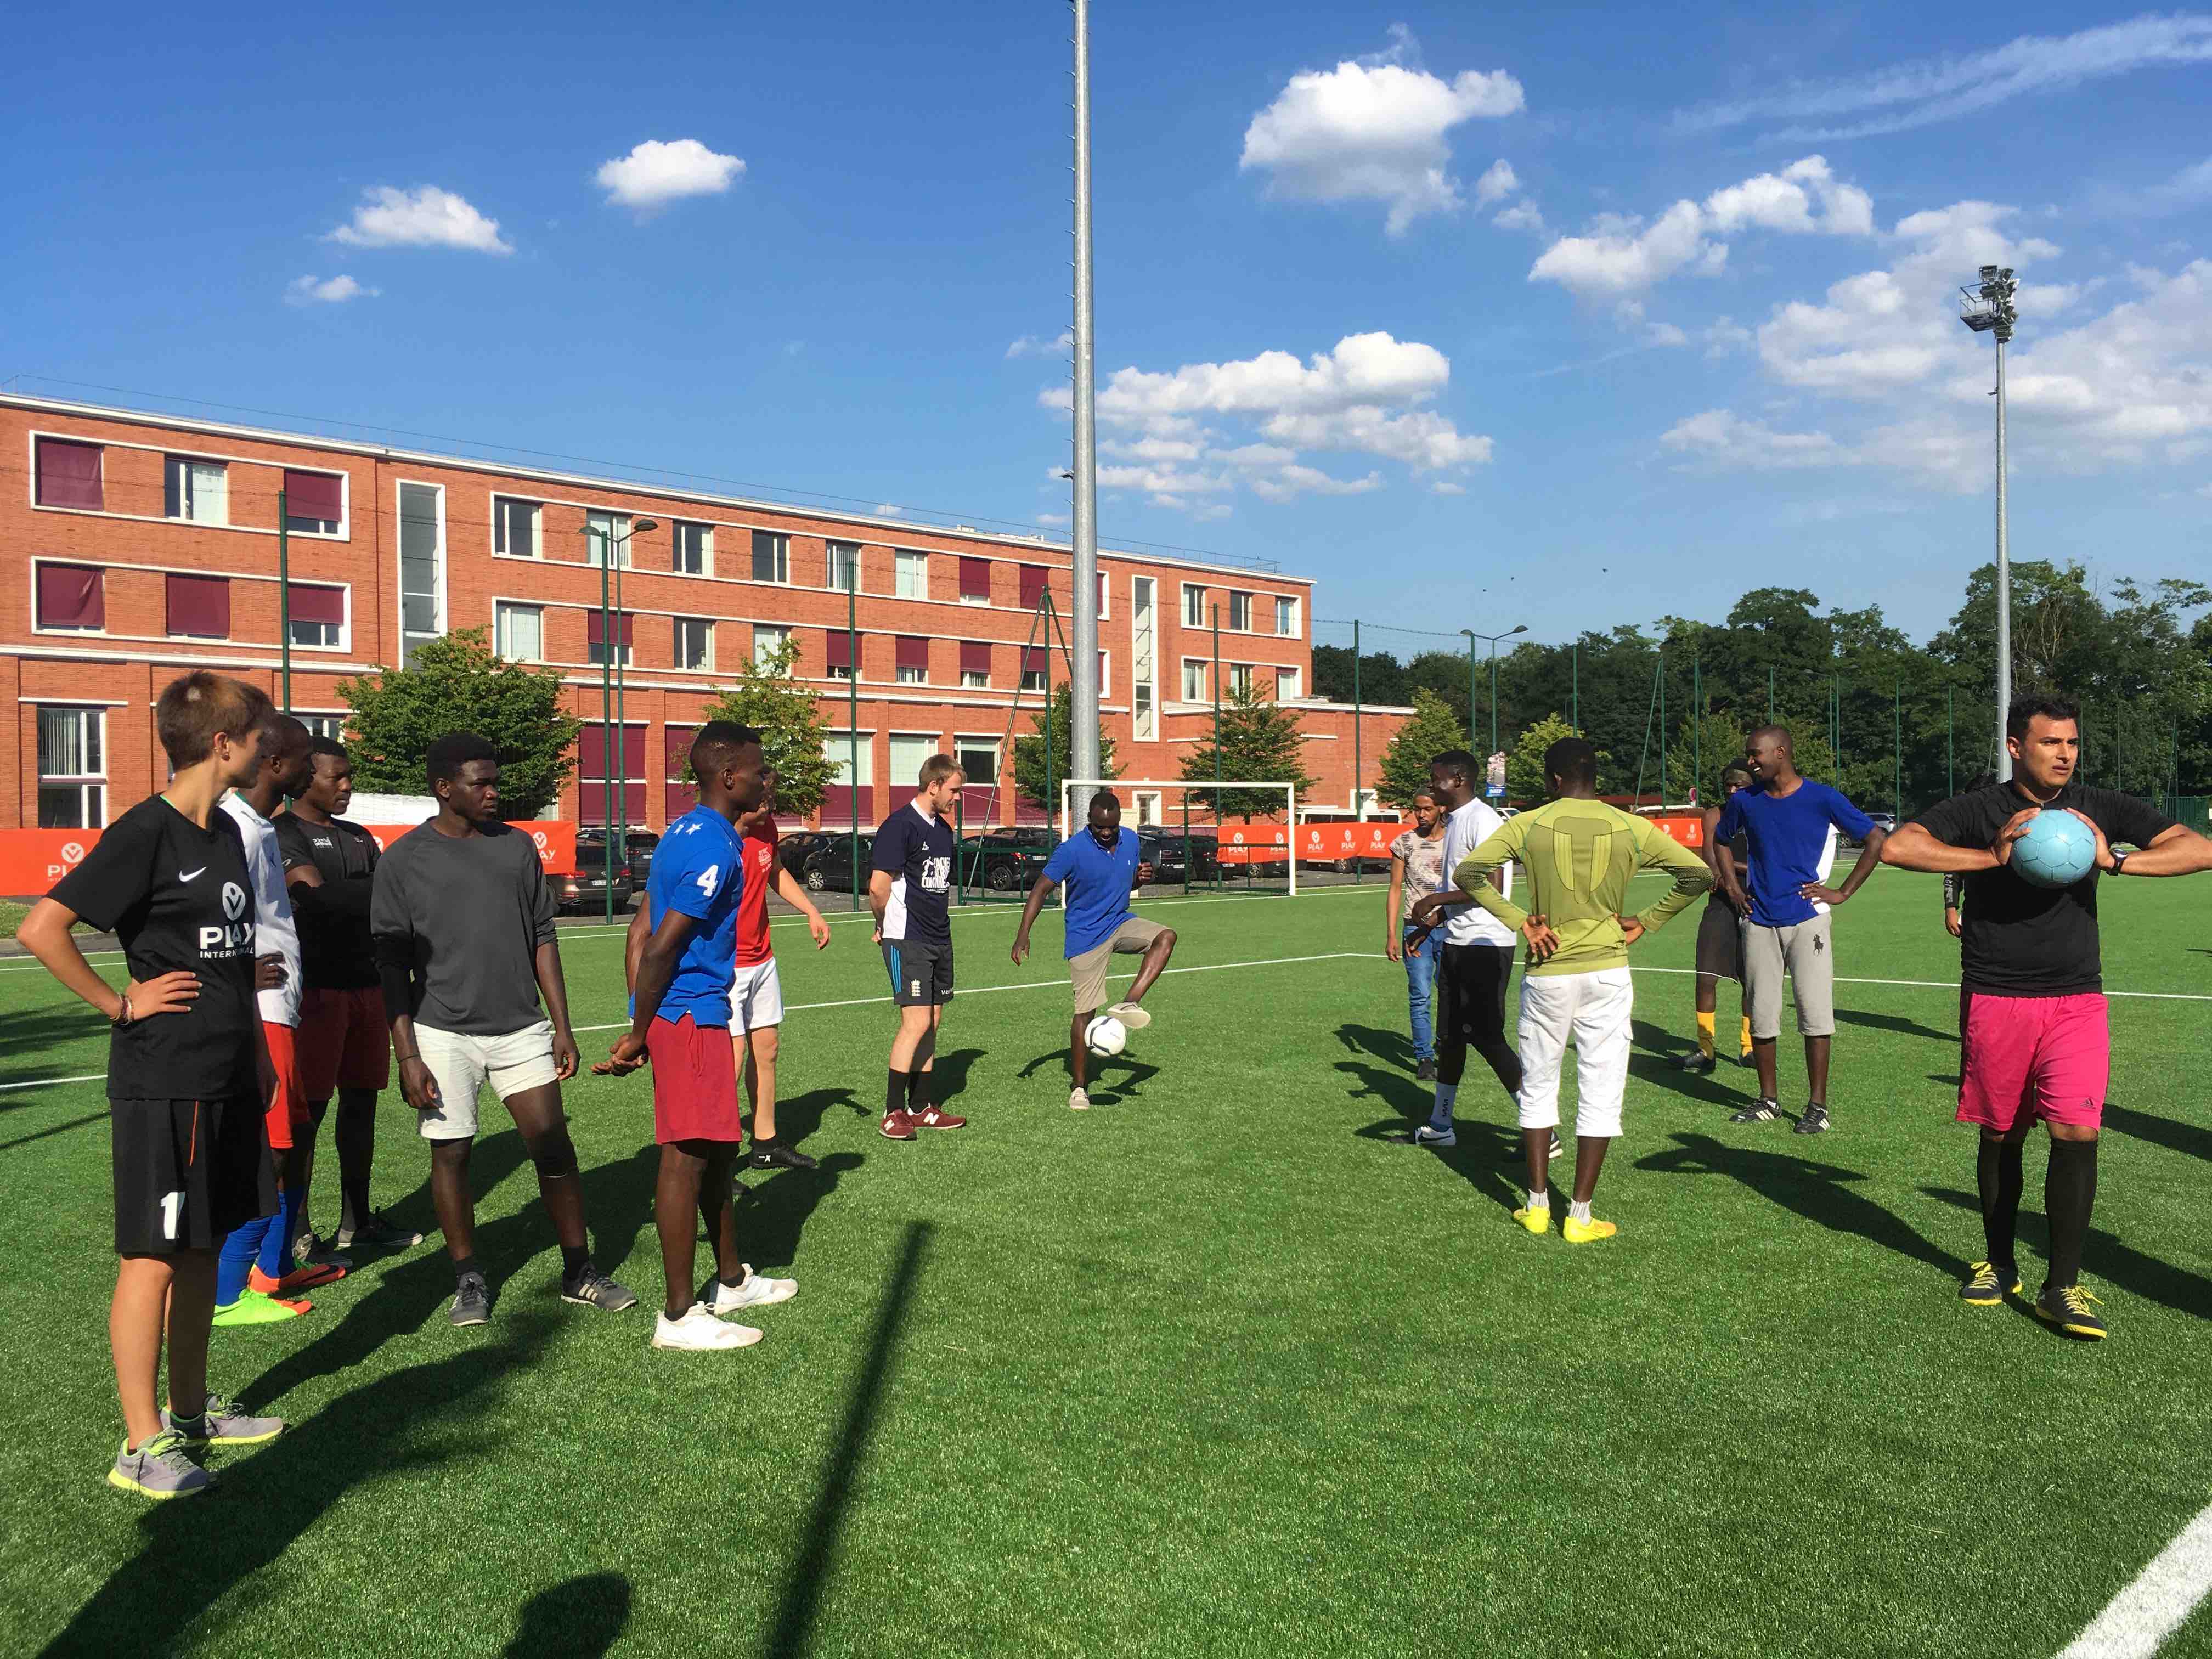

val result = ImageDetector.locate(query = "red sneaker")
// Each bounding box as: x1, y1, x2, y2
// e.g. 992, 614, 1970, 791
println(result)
880, 1110, 918, 1141
253, 1262, 345, 1294
912, 1105, 967, 1131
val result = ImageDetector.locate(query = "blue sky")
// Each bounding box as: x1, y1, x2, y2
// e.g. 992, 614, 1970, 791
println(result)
4, 2, 2209, 653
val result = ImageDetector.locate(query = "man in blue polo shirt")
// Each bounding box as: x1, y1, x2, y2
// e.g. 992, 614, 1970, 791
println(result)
1714, 725, 1889, 1135
1012, 790, 1177, 1111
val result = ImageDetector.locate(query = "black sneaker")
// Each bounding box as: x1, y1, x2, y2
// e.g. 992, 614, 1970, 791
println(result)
449, 1273, 491, 1328
1413, 1058, 1438, 1084
747, 1139, 820, 1172
1730, 1098, 1784, 1124
1793, 1104, 1832, 1135
1677, 1052, 1717, 1074
1959, 1260, 2021, 1306
2032, 1282, 2107, 1339
560, 1263, 639, 1312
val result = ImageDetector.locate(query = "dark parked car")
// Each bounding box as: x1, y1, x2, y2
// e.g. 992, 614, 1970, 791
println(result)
625, 830, 659, 889
777, 830, 834, 883
960, 828, 1053, 893
802, 833, 874, 895
1138, 830, 1219, 885
560, 831, 636, 915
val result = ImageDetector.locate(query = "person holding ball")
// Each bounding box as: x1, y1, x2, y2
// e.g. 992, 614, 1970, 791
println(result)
1881, 695, 2212, 1338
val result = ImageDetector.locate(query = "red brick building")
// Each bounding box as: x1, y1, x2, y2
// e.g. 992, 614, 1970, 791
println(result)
2, 393, 1404, 833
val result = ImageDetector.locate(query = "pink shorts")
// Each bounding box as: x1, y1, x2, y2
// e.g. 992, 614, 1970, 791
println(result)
647, 1014, 744, 1147
1958, 991, 2108, 1133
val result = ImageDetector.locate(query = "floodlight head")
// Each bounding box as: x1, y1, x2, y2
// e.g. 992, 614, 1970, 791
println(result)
1959, 266, 2018, 342
1980, 264, 1999, 281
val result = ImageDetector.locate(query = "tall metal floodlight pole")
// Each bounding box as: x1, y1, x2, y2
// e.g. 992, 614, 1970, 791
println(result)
1463, 625, 1527, 763
1960, 264, 2018, 781
1067, 0, 1101, 787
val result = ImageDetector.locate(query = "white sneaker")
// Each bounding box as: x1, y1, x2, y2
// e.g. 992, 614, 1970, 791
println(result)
1412, 1124, 1457, 1148
1069, 1087, 1091, 1111
699, 1267, 797, 1314
1105, 1001, 1152, 1031
652, 1305, 762, 1351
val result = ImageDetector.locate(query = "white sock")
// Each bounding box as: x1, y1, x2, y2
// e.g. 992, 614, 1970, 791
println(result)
1569, 1200, 1592, 1223
1431, 1084, 1458, 1123
1525, 1189, 1549, 1211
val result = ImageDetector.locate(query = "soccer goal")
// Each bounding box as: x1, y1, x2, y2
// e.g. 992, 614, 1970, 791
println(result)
1058, 778, 1300, 898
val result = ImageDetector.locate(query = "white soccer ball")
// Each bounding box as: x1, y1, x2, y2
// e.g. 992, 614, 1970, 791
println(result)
1085, 1015, 1127, 1057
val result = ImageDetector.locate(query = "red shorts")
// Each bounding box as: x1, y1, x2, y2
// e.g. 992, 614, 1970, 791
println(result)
1958, 991, 2109, 1132
262, 1021, 308, 1151
297, 986, 390, 1099
647, 1014, 744, 1146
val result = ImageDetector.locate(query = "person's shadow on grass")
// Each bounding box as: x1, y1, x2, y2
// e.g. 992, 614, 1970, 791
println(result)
744, 1151, 864, 1273
1637, 1132, 1962, 1281
1626, 1019, 1747, 1111
1921, 1186, 2212, 1319
2102, 1101, 2212, 1164
1334, 1023, 1416, 1071
504, 1573, 632, 1658
765, 1087, 867, 1148
925, 1047, 984, 1105
1014, 1048, 1161, 1103
1835, 1007, 1956, 1043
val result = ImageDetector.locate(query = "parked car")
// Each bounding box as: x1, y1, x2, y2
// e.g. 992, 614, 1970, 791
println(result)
1138, 830, 1219, 885
560, 831, 636, 915
776, 830, 834, 883
960, 829, 1052, 893
802, 833, 874, 895
625, 830, 659, 890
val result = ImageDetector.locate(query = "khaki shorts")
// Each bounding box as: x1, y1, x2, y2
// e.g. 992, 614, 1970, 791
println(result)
413, 1019, 560, 1141
1069, 917, 1167, 1012
1743, 912, 1835, 1040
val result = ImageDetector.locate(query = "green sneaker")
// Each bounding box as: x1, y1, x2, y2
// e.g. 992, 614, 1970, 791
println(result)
165, 1391, 285, 1446
109, 1430, 211, 1499
211, 1290, 306, 1327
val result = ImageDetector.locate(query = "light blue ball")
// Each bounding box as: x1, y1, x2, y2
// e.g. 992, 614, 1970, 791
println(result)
2011, 810, 2100, 889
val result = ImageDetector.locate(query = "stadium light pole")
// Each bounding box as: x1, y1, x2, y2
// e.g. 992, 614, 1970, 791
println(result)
1066, 0, 1101, 789
583, 517, 657, 923
1960, 263, 2018, 781
1463, 625, 1527, 764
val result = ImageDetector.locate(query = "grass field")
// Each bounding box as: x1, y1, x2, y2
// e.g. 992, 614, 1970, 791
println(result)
3, 869, 2210, 1658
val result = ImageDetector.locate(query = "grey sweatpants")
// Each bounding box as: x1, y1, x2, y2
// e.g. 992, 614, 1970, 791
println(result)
1743, 911, 1835, 1039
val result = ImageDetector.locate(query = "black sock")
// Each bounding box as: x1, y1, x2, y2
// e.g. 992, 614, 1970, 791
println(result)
907, 1069, 930, 1113
560, 1244, 591, 1281
453, 1254, 482, 1285
2045, 1138, 2099, 1289
1977, 1136, 2024, 1270
886, 1069, 907, 1118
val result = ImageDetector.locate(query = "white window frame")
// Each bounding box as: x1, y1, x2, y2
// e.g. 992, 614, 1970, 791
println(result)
1277, 665, 1303, 701
674, 616, 714, 672
894, 549, 928, 601
895, 639, 929, 685
397, 479, 447, 666
673, 520, 714, 575
1182, 583, 1205, 627
954, 735, 1002, 787
823, 729, 874, 787
888, 732, 941, 788
286, 583, 349, 652
163, 455, 229, 526
164, 574, 231, 641
1133, 789, 1163, 827
1229, 663, 1255, 697
827, 540, 860, 593
753, 531, 791, 585
588, 614, 634, 669
753, 623, 791, 668
585, 509, 632, 569
493, 495, 543, 559
1097, 650, 1111, 698
1020, 662, 1047, 693
296, 713, 346, 742
1229, 591, 1254, 632
960, 664, 991, 690
495, 601, 544, 662
1181, 658, 1207, 702
36, 704, 106, 828
283, 468, 348, 538
1276, 594, 1300, 637
1130, 574, 1157, 742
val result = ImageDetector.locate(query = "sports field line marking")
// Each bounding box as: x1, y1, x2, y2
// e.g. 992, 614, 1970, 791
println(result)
1629, 966, 2212, 1005
2056, 1499, 2212, 1659
0, 1071, 107, 1095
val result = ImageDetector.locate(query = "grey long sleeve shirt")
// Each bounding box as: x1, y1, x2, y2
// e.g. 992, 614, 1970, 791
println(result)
371, 821, 559, 1036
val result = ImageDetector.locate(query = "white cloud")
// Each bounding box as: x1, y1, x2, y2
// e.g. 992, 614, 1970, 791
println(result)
1239, 37, 1525, 235
1431, 479, 1468, 495
595, 139, 745, 210
1261, 405, 1493, 468
1098, 331, 1453, 423
1007, 330, 1073, 359
1645, 321, 1689, 348
329, 185, 511, 253
1703, 317, 1754, 356
285, 274, 377, 306
1036, 511, 1070, 527
1492, 201, 1547, 235
1674, 14, 2212, 142
1249, 465, 1385, 501
1660, 409, 1849, 470
1530, 200, 1722, 296
1473, 160, 1519, 206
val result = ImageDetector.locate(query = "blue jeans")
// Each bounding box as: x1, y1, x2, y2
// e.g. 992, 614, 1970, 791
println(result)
1402, 924, 1442, 1062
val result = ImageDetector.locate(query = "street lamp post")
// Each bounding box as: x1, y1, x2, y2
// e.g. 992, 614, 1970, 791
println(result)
1960, 263, 2018, 781
583, 516, 657, 923
1460, 625, 1527, 769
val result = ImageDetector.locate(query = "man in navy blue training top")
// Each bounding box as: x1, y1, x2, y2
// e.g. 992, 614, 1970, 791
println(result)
870, 753, 969, 1141
1714, 725, 1888, 1135
1011, 789, 1178, 1111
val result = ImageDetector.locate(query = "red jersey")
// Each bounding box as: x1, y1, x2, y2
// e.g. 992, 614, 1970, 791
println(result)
735, 822, 780, 968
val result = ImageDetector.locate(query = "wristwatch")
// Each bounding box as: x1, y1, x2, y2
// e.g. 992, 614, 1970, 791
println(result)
2108, 847, 2129, 876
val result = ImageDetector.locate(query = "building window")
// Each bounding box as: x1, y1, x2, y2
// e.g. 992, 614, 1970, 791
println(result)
895, 636, 929, 684
895, 550, 928, 600
1131, 576, 1156, 741
1229, 591, 1253, 631
37, 706, 105, 828
1277, 666, 1302, 701
753, 531, 791, 584
588, 610, 634, 668
753, 624, 790, 668
1276, 595, 1299, 637
585, 510, 631, 568
956, 740, 1000, 787
495, 602, 543, 662
959, 640, 991, 689
1182, 660, 1207, 702
494, 496, 542, 558
36, 564, 106, 631
164, 457, 228, 525
674, 617, 714, 672
35, 438, 104, 510
958, 557, 991, 603
288, 583, 346, 648
1097, 651, 1111, 698
1229, 663, 1254, 697
399, 482, 444, 665
297, 714, 345, 742
1134, 791, 1161, 827
889, 733, 940, 791
823, 730, 873, 787
827, 541, 861, 592
1021, 647, 1047, 694
165, 574, 231, 639
673, 520, 713, 575
1182, 583, 1204, 627
284, 469, 345, 535
825, 628, 856, 680
1019, 566, 1049, 612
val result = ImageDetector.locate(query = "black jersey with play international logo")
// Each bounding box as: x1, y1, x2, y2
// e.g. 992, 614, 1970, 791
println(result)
50, 795, 259, 1101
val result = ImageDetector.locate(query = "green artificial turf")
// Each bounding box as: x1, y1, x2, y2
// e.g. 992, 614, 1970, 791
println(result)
3, 871, 2209, 1657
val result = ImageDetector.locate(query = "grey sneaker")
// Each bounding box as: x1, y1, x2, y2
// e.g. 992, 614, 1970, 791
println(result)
293, 1233, 354, 1272
449, 1273, 491, 1327
109, 1430, 212, 1499
164, 1391, 283, 1446
1413, 1058, 1438, 1083
1412, 1124, 1457, 1148
337, 1211, 424, 1251
561, 1264, 639, 1312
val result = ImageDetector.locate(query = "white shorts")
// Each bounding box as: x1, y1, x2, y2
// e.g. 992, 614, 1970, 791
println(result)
732, 960, 784, 1032
413, 1019, 559, 1142
1515, 968, 1634, 1140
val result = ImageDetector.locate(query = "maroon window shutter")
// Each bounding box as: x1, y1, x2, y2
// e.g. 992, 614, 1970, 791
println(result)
35, 439, 104, 510
665, 723, 699, 817
36, 565, 105, 629
960, 640, 991, 676
1022, 646, 1047, 675
617, 611, 634, 647
825, 628, 853, 669
621, 725, 644, 775
283, 469, 345, 523
895, 635, 929, 672
166, 574, 231, 637
959, 557, 990, 599
287, 583, 345, 625
587, 610, 607, 646
1019, 567, 1047, 609
579, 724, 608, 773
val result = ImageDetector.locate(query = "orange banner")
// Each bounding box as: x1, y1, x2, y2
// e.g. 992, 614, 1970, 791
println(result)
2, 820, 577, 897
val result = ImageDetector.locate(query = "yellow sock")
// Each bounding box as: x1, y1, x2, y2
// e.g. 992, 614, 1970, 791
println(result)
1696, 1012, 1716, 1059
1740, 1015, 1754, 1058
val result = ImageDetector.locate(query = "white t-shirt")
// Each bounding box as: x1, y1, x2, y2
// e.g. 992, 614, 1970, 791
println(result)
1438, 798, 1514, 947
221, 792, 302, 1028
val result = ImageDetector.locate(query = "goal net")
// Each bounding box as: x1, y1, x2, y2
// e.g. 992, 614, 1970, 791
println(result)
1057, 778, 1301, 898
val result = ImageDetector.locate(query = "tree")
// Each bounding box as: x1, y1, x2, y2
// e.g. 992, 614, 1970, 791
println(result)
693, 635, 838, 817
338, 628, 581, 817
1180, 681, 1317, 819
1374, 689, 1467, 808
1012, 682, 1119, 811
1311, 643, 1410, 707
1507, 713, 1609, 804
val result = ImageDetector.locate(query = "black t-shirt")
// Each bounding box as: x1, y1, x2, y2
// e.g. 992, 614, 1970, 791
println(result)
274, 811, 380, 991
870, 804, 955, 947
1911, 781, 2175, 996
50, 795, 259, 1101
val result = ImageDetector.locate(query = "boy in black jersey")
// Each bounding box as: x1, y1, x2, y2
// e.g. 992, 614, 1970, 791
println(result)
18, 672, 289, 1498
